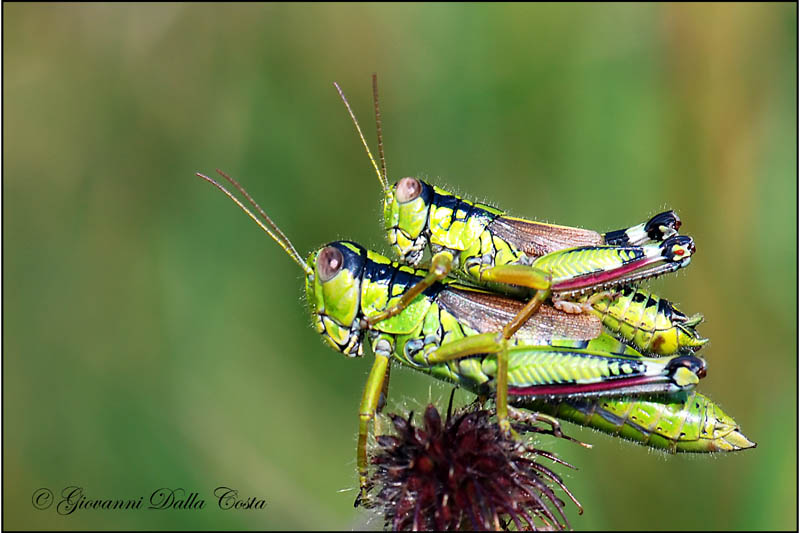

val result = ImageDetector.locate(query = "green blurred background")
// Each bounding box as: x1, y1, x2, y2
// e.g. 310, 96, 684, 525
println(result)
4, 3, 796, 530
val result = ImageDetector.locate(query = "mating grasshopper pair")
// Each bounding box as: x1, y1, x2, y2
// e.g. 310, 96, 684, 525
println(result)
197, 76, 754, 505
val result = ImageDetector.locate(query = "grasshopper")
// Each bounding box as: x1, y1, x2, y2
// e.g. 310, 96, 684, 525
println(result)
522, 391, 755, 453
335, 76, 702, 355
196, 169, 706, 502
340, 78, 752, 455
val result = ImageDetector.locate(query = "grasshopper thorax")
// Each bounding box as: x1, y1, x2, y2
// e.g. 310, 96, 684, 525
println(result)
384, 177, 434, 265
306, 241, 368, 358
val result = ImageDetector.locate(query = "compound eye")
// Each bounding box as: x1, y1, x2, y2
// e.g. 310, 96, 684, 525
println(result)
396, 177, 422, 203
317, 246, 344, 282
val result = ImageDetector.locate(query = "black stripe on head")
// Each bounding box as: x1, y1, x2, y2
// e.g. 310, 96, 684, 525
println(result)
363, 259, 445, 300
464, 201, 499, 226
363, 256, 397, 287
390, 267, 436, 297
429, 185, 459, 214
418, 179, 435, 208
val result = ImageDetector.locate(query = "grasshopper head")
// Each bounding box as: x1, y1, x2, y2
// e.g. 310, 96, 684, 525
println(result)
305, 241, 366, 357
384, 177, 433, 265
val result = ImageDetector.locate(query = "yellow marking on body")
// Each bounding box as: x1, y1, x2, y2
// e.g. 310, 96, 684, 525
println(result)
414, 267, 433, 278
492, 236, 514, 266
341, 242, 362, 254
598, 359, 611, 378
553, 354, 572, 382
674, 367, 700, 387
432, 185, 462, 199
396, 233, 412, 250
367, 251, 392, 265
430, 205, 454, 233
449, 220, 467, 245
654, 310, 672, 330
525, 364, 543, 385
361, 278, 390, 313
581, 358, 604, 380
475, 202, 503, 216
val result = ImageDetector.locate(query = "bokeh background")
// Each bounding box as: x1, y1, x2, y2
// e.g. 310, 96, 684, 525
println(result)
4, 3, 796, 530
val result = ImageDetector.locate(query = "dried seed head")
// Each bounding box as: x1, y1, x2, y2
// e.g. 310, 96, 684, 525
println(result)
369, 402, 581, 531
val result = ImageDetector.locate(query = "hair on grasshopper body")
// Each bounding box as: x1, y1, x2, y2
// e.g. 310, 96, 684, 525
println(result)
335, 76, 703, 357
522, 391, 755, 453
197, 169, 710, 504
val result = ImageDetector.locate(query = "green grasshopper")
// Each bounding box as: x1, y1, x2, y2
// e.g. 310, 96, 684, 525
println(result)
196, 169, 707, 502
338, 79, 752, 455
335, 77, 703, 356
522, 391, 755, 453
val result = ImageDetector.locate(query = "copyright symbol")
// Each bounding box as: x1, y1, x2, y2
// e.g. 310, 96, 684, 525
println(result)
32, 488, 53, 510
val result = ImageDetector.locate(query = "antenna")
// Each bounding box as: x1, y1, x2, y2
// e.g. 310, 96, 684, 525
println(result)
196, 169, 313, 275
372, 73, 387, 185
333, 81, 390, 194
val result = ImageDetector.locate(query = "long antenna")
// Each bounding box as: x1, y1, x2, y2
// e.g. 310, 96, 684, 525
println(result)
196, 169, 313, 275
333, 81, 390, 194
371, 73, 387, 185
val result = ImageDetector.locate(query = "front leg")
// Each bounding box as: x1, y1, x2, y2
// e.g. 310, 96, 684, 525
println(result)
374, 364, 391, 436
355, 354, 390, 507
366, 251, 453, 326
